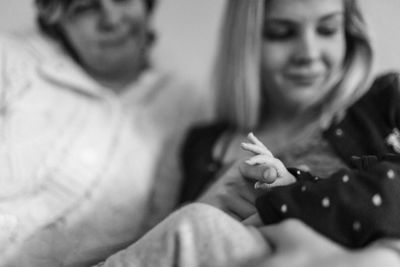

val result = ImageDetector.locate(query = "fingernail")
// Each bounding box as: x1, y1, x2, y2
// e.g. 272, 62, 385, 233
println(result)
258, 183, 271, 190
255, 181, 270, 190
263, 169, 270, 180
263, 168, 278, 180
245, 159, 255, 165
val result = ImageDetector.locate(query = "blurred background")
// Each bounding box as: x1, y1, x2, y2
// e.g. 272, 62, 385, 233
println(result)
0, 0, 399, 90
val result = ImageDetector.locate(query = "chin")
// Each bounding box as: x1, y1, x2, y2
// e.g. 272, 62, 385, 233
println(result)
285, 90, 325, 107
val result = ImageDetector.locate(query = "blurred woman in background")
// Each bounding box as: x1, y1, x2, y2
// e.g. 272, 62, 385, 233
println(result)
0, 0, 208, 266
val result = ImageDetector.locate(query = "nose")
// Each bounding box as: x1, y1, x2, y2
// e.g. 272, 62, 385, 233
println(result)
99, 0, 123, 30
293, 30, 320, 65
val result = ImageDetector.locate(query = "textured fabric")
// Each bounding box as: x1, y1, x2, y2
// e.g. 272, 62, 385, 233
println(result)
181, 73, 400, 248
276, 130, 348, 177
98, 203, 270, 267
257, 157, 400, 248
0, 29, 209, 267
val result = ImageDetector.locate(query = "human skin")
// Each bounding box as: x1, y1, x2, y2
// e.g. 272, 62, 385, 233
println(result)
59, 0, 151, 88
253, 220, 400, 267
200, 0, 400, 266
261, 0, 346, 116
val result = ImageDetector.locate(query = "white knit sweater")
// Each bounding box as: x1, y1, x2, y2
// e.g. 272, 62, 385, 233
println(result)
0, 29, 209, 267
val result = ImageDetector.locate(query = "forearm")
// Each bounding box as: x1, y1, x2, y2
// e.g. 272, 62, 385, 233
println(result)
370, 239, 400, 266
345, 245, 400, 267
256, 156, 400, 248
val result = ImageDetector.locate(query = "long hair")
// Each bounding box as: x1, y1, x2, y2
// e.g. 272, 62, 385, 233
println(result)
213, 0, 373, 131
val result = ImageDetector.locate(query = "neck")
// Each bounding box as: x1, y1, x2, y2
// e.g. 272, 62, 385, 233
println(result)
88, 65, 145, 94
257, 111, 322, 155
261, 101, 304, 127
260, 100, 323, 137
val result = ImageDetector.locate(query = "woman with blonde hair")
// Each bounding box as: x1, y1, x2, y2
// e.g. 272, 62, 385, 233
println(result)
96, 0, 400, 266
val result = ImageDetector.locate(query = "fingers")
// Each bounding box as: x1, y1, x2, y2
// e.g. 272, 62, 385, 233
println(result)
241, 142, 272, 156
254, 181, 274, 190
242, 133, 273, 157
242, 213, 264, 226
248, 132, 268, 151
245, 154, 282, 168
270, 174, 297, 187
245, 155, 285, 178
239, 161, 278, 183
241, 133, 278, 182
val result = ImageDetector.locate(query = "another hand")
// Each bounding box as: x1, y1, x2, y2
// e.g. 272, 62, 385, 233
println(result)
252, 219, 400, 267
198, 159, 260, 221
240, 133, 296, 189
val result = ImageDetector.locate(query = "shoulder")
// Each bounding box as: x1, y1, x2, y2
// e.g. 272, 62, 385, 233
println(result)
182, 123, 230, 160
346, 71, 400, 131
371, 72, 400, 90
0, 28, 66, 68
0, 30, 45, 89
180, 123, 230, 202
0, 32, 35, 63
348, 72, 400, 115
362, 72, 400, 102
184, 123, 231, 149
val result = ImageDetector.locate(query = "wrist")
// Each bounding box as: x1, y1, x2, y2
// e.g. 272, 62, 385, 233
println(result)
370, 239, 400, 266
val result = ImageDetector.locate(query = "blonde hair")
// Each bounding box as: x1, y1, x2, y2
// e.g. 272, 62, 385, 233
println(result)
213, 0, 374, 131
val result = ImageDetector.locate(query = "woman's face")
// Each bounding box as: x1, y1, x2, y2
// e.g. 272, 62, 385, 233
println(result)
261, 0, 346, 111
59, 0, 149, 81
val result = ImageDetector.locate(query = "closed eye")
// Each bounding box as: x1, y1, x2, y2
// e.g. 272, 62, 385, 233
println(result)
67, 0, 99, 15
317, 14, 344, 38
263, 21, 297, 41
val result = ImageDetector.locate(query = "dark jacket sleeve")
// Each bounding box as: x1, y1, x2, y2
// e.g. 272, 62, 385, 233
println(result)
255, 154, 400, 248
179, 124, 229, 203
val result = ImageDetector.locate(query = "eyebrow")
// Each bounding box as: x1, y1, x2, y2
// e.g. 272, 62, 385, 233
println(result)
69, 0, 95, 6
266, 11, 344, 25
319, 12, 344, 22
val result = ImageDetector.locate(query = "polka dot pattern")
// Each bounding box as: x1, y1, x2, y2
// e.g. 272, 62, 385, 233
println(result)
335, 128, 344, 137
387, 169, 395, 179
251, 76, 400, 249
353, 221, 362, 231
322, 197, 330, 208
372, 194, 382, 206
281, 204, 287, 213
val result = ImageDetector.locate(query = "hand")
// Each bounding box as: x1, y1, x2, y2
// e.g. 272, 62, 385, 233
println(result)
242, 213, 263, 227
240, 133, 296, 189
252, 219, 400, 267
198, 159, 260, 221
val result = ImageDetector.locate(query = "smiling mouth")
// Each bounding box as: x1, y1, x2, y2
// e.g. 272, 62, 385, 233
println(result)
285, 73, 322, 86
99, 36, 130, 48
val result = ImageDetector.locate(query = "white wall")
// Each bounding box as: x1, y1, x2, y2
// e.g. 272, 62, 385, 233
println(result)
0, 0, 225, 89
152, 0, 225, 87
360, 1, 400, 74
0, 1, 399, 87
